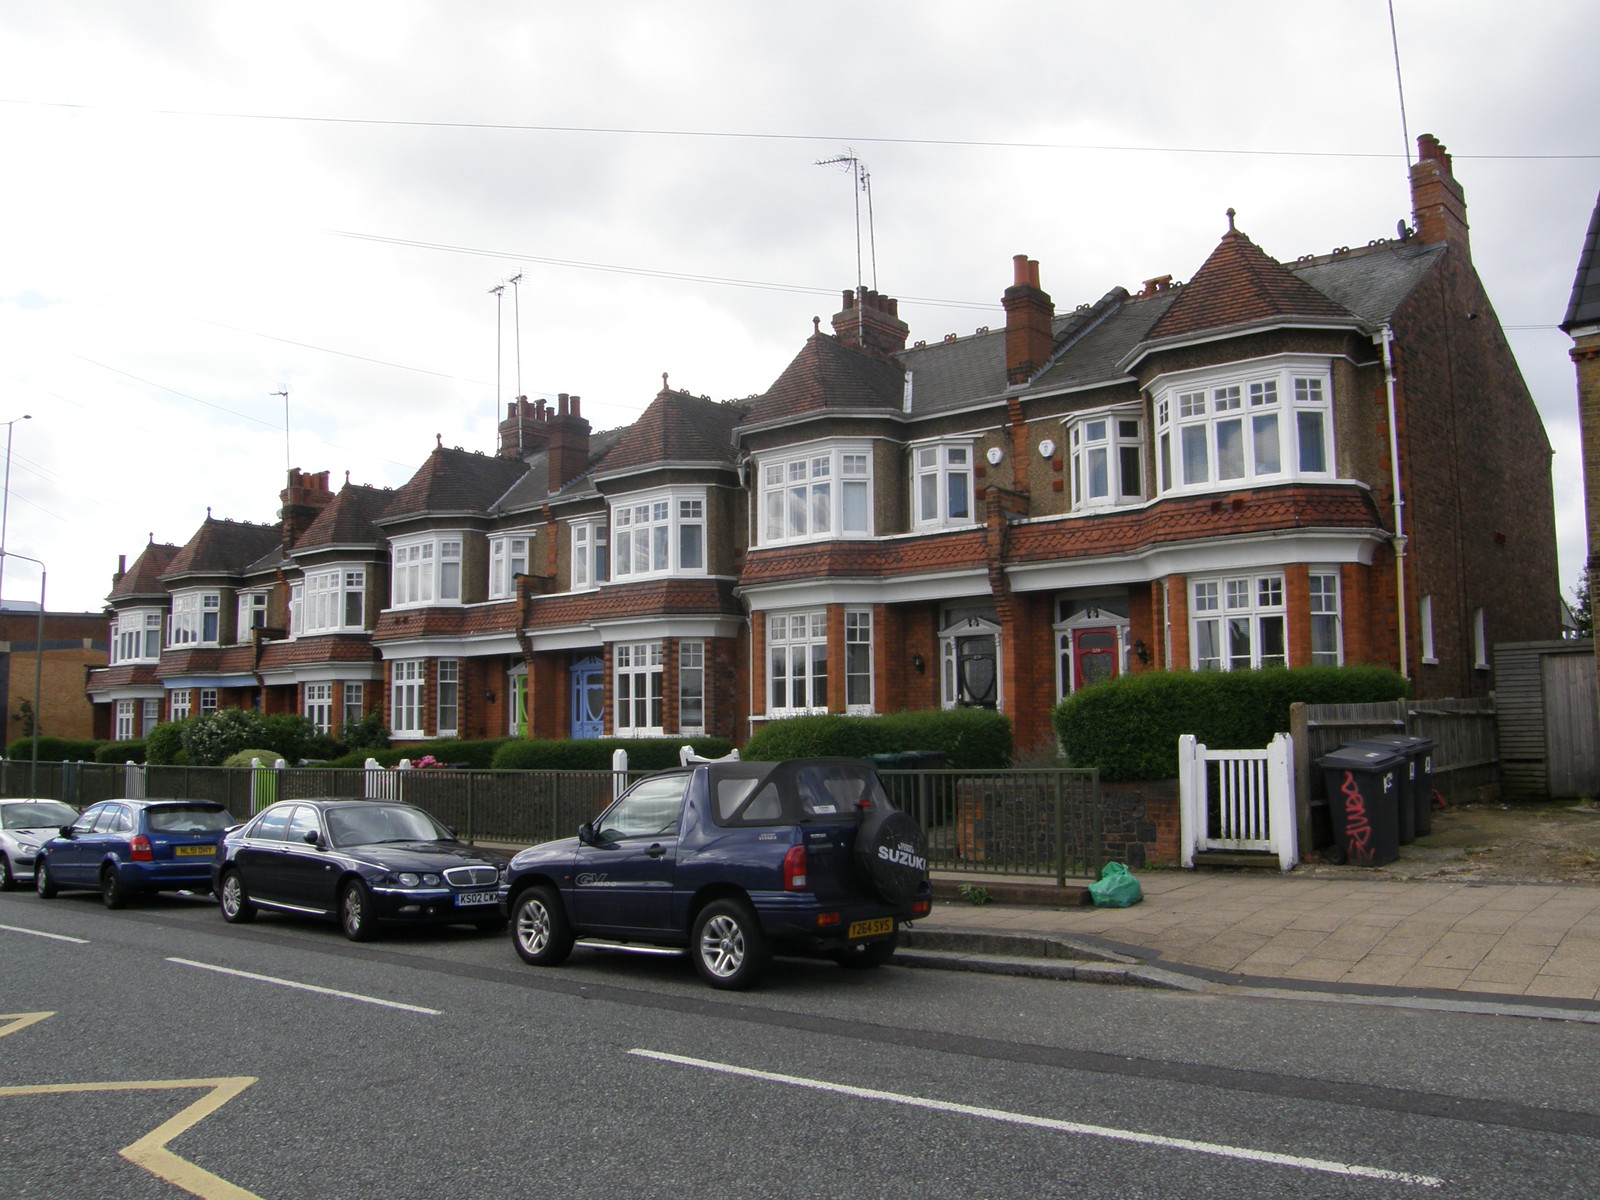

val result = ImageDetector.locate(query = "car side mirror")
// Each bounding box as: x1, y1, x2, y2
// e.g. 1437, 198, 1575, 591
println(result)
303, 829, 322, 846
59, 825, 75, 839
577, 823, 595, 846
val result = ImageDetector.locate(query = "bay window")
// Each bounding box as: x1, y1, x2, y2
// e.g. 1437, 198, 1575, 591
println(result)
1068, 412, 1144, 510
759, 444, 872, 545
845, 610, 873, 712
115, 700, 135, 741
114, 609, 162, 663
169, 592, 221, 647
237, 592, 268, 642
169, 690, 191, 721
302, 568, 366, 634
768, 610, 829, 714
571, 520, 609, 590
304, 683, 333, 734
391, 536, 462, 607
437, 660, 459, 736
490, 536, 529, 600
342, 682, 365, 731
1191, 573, 1287, 671
913, 442, 973, 528
391, 659, 424, 737
614, 642, 664, 734
678, 640, 705, 734
612, 492, 705, 580
1309, 571, 1342, 666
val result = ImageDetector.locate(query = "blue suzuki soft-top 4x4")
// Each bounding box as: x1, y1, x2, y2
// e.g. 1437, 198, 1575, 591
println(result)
502, 757, 932, 989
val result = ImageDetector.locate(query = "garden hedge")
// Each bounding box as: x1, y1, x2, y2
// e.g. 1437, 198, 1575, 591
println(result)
740, 709, 1012, 769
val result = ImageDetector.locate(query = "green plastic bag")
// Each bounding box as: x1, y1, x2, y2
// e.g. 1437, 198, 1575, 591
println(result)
1088, 861, 1143, 908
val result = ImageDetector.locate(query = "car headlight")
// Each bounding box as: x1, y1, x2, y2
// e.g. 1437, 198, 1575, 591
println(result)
396, 872, 421, 887
422, 873, 440, 886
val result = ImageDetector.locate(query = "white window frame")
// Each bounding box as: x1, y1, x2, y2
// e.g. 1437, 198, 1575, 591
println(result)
489, 536, 530, 600
844, 610, 873, 713
169, 690, 191, 721
1473, 607, 1489, 670
611, 490, 706, 582
236, 592, 268, 643
304, 682, 333, 735
391, 536, 462, 608
678, 640, 705, 735
1191, 573, 1287, 671
614, 641, 664, 735
199, 688, 218, 715
169, 591, 222, 648
1419, 595, 1437, 664
1067, 410, 1145, 511
342, 682, 365, 731
302, 567, 366, 635
912, 440, 974, 529
1154, 358, 1334, 496
437, 659, 459, 736
767, 610, 829, 716
141, 698, 161, 736
758, 442, 873, 546
570, 519, 609, 591
114, 699, 136, 741
1309, 570, 1343, 667
113, 608, 163, 664
391, 659, 425, 737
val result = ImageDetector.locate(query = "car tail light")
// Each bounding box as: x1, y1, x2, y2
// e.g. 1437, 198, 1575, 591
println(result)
911, 898, 931, 917
782, 845, 808, 891
816, 911, 841, 928
130, 835, 153, 862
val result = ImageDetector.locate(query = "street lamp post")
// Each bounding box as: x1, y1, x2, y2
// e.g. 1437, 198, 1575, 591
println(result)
0, 414, 32, 610
2, 550, 46, 797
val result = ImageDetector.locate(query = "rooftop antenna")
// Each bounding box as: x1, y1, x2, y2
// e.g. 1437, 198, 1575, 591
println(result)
508, 273, 524, 402
271, 387, 290, 475
816, 149, 877, 291
1388, 1, 1413, 172
489, 282, 506, 432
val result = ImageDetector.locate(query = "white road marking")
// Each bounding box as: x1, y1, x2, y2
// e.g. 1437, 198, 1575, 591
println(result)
628, 1048, 1444, 1188
166, 958, 441, 1015
0, 923, 88, 944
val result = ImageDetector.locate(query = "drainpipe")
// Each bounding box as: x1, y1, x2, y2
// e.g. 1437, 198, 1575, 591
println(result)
1379, 325, 1409, 679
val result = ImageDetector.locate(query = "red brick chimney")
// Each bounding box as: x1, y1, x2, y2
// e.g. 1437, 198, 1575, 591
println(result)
831, 287, 909, 360
546, 393, 591, 493
1411, 133, 1470, 254
279, 468, 334, 551
497, 396, 553, 459
1004, 255, 1055, 385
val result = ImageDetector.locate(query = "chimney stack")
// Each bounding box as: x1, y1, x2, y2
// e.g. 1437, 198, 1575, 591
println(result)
830, 287, 910, 360
1004, 255, 1055, 385
497, 396, 553, 458
1410, 133, 1470, 254
279, 467, 335, 552
546, 393, 591, 493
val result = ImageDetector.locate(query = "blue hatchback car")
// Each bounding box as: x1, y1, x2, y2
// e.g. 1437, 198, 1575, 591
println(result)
34, 798, 235, 908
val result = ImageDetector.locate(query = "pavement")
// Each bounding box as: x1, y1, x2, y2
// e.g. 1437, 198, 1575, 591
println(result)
904, 867, 1600, 1020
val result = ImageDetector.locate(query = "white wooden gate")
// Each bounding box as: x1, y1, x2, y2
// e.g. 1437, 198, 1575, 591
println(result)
1179, 733, 1298, 871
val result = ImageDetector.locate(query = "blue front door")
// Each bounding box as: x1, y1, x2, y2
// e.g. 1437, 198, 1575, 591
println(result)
571, 655, 605, 739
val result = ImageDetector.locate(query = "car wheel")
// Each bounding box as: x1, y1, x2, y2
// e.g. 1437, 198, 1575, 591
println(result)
101, 866, 130, 910
34, 857, 57, 899
691, 898, 770, 991
218, 870, 258, 924
511, 886, 574, 966
835, 930, 898, 970
0, 852, 15, 891
340, 880, 377, 942
855, 808, 930, 906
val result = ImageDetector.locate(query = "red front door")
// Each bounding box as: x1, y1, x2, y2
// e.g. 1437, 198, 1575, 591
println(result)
1071, 628, 1120, 692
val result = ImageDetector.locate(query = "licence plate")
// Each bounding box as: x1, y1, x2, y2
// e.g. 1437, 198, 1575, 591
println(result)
455, 890, 498, 907
848, 917, 894, 940
174, 845, 215, 857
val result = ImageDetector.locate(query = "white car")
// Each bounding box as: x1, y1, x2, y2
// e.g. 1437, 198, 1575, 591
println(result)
0, 799, 79, 890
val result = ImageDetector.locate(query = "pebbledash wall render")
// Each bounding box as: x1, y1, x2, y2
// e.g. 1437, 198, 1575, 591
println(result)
87, 136, 1561, 784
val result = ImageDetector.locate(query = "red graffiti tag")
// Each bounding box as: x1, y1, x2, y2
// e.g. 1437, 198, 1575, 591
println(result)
1339, 770, 1373, 860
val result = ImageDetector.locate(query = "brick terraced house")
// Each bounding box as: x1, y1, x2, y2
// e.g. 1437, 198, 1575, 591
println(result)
87, 136, 1560, 753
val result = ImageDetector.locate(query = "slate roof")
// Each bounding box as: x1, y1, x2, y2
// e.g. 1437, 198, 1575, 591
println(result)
162, 518, 282, 582
1146, 225, 1356, 341
1291, 240, 1446, 325
108, 542, 180, 602
743, 332, 907, 428
494, 427, 628, 513
1561, 191, 1600, 331
599, 391, 746, 475
379, 445, 530, 523
295, 483, 394, 552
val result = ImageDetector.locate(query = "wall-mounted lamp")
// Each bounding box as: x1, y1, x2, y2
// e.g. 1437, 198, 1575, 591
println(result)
1132, 639, 1150, 666
484, 689, 497, 703
911, 653, 926, 674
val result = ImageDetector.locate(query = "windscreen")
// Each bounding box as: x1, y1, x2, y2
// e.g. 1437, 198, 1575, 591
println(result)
2, 801, 77, 829
325, 804, 449, 848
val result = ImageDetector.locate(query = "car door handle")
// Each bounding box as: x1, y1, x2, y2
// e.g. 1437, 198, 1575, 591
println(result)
645, 844, 667, 858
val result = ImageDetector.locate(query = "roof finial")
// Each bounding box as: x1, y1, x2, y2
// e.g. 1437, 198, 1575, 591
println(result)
662, 372, 669, 392
1226, 207, 1237, 233
435, 433, 443, 449
206, 506, 212, 519
813, 315, 821, 334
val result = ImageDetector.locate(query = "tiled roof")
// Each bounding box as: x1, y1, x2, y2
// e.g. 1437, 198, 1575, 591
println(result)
156, 645, 258, 680
496, 427, 627, 512
108, 542, 180, 602
1561, 191, 1600, 331
741, 531, 989, 586
1029, 291, 1176, 395
163, 519, 283, 582
525, 580, 740, 631
599, 391, 745, 474
380, 445, 530, 523
296, 483, 394, 551
743, 332, 906, 428
372, 601, 524, 644
86, 664, 162, 693
1291, 240, 1446, 325
257, 636, 381, 670
1146, 225, 1356, 341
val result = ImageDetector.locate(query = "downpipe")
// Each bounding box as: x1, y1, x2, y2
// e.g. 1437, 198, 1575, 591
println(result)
1379, 325, 1409, 679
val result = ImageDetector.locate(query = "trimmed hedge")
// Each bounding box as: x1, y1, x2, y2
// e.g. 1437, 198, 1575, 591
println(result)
491, 737, 735, 771
5, 736, 102, 762
740, 709, 1013, 770
1053, 665, 1410, 781
146, 720, 190, 765
222, 748, 286, 769
96, 739, 147, 764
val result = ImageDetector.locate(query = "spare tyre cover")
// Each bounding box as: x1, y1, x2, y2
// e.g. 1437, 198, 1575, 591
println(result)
855, 808, 929, 906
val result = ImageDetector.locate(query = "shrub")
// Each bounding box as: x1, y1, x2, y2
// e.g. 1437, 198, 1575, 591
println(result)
222, 748, 286, 769
145, 720, 190, 765
181, 709, 272, 767
740, 709, 1012, 769
1053, 665, 1410, 781
491, 737, 735, 771
338, 712, 390, 752
95, 739, 147, 764
263, 714, 318, 764
5, 736, 101, 762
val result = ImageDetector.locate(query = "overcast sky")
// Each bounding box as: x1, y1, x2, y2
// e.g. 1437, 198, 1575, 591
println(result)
1, 1, 1594, 616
